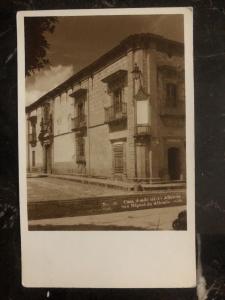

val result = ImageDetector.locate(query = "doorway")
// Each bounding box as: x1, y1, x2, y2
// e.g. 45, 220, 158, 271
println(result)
168, 147, 180, 180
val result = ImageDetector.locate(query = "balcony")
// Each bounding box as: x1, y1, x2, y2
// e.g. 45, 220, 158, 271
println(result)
71, 115, 87, 131
135, 125, 151, 136
38, 118, 53, 146
134, 125, 151, 143
105, 103, 127, 124
28, 133, 37, 147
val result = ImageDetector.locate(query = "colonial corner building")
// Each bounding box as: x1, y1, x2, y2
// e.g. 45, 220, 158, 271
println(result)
26, 33, 186, 184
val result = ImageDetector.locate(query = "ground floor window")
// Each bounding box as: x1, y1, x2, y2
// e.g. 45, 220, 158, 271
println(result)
112, 142, 126, 174
76, 136, 85, 164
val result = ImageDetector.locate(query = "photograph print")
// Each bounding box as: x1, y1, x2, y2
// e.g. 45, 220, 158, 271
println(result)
24, 12, 189, 231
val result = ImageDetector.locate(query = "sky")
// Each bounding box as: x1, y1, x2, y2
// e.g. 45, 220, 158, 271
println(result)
25, 14, 184, 106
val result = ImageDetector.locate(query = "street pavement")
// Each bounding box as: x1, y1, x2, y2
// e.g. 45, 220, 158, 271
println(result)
27, 177, 186, 230
27, 177, 130, 202
29, 205, 186, 230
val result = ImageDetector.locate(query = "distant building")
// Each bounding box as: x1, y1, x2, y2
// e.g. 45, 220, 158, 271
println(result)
26, 33, 185, 183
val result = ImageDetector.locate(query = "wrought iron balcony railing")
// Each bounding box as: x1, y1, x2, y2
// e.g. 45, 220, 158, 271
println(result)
135, 125, 151, 137
76, 156, 86, 164
71, 115, 87, 131
105, 102, 127, 124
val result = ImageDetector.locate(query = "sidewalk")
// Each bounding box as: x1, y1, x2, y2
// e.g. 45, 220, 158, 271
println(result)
28, 172, 186, 191
29, 205, 186, 231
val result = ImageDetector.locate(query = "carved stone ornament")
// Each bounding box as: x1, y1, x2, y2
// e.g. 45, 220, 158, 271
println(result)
134, 86, 150, 101
38, 114, 53, 146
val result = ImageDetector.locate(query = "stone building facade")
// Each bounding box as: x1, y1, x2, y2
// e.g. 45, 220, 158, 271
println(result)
26, 33, 185, 183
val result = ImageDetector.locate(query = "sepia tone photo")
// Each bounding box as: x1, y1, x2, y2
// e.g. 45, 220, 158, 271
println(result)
18, 8, 196, 288
25, 13, 187, 231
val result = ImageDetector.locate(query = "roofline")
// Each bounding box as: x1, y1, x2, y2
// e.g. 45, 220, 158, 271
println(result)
26, 33, 184, 113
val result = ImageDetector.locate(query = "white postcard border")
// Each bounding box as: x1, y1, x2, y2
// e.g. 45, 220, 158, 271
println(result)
17, 7, 196, 288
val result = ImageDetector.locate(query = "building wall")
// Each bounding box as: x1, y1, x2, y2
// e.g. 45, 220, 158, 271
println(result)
27, 107, 44, 172
26, 38, 185, 182
52, 89, 76, 174
52, 133, 75, 174
127, 46, 185, 182
151, 49, 185, 180
86, 55, 132, 178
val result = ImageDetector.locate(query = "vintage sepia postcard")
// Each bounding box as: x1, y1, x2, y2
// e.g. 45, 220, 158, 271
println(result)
18, 7, 196, 288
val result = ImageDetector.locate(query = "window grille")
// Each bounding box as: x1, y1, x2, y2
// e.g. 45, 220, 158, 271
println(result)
113, 88, 122, 113
76, 136, 85, 163
113, 143, 126, 174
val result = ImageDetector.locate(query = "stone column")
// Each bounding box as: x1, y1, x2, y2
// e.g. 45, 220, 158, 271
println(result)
136, 141, 150, 180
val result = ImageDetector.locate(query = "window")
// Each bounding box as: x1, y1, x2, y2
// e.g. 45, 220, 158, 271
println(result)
76, 136, 85, 163
113, 88, 122, 112
79, 138, 85, 157
31, 123, 36, 140
32, 151, 35, 167
29, 116, 37, 146
44, 103, 50, 121
166, 83, 177, 107
77, 102, 85, 122
78, 102, 84, 117
113, 143, 126, 174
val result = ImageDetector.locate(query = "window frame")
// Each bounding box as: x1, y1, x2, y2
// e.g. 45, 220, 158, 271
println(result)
166, 82, 177, 107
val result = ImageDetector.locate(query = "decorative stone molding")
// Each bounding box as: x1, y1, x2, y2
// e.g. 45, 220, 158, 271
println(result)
38, 114, 53, 146
28, 115, 37, 147
69, 88, 87, 101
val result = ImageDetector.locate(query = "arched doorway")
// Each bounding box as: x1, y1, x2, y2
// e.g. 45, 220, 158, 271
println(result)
168, 147, 180, 180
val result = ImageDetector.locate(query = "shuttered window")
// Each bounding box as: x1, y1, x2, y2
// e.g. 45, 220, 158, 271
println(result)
76, 136, 85, 163
113, 142, 126, 174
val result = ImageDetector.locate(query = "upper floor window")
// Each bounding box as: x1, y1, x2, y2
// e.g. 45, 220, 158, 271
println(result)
113, 88, 123, 112
44, 103, 50, 121
102, 70, 128, 126
78, 101, 85, 118
69, 89, 87, 131
31, 123, 36, 138
166, 83, 177, 107
28, 116, 37, 147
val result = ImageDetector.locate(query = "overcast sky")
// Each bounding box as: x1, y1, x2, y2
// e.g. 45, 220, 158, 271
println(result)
26, 14, 184, 106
